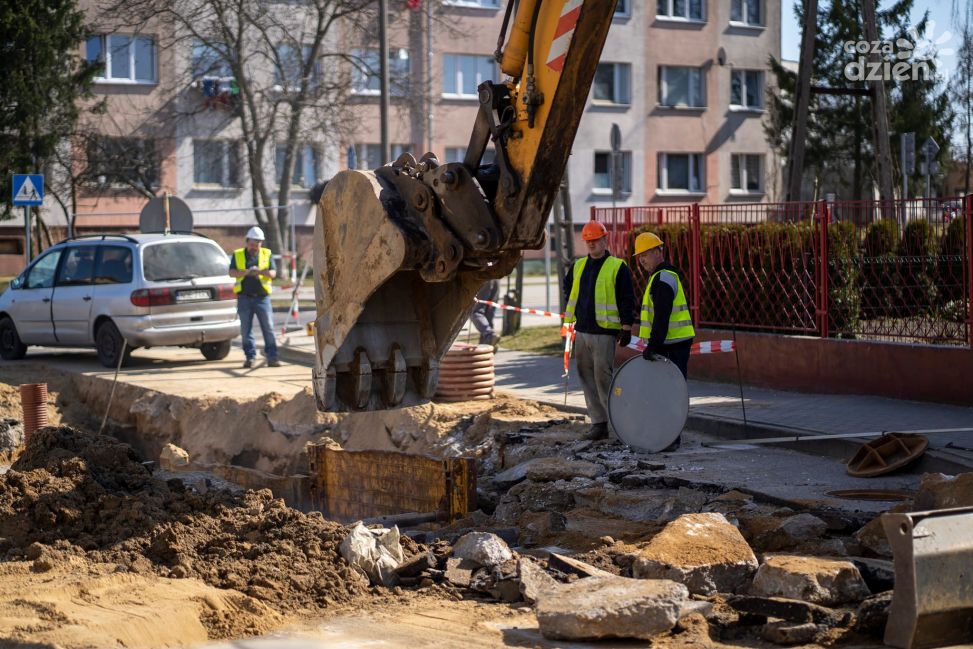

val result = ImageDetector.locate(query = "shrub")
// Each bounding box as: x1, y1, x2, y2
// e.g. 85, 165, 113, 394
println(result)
938, 215, 967, 306
828, 221, 861, 335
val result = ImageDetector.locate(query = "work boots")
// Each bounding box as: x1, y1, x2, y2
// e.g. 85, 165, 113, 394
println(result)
583, 422, 609, 440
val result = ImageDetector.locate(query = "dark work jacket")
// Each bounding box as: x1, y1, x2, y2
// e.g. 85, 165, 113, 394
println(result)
562, 253, 636, 336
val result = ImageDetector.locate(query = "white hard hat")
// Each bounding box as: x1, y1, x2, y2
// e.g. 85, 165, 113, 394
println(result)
245, 226, 265, 241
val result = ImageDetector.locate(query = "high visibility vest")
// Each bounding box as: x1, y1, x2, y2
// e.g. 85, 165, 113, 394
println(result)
639, 269, 695, 343
233, 247, 273, 295
564, 255, 624, 330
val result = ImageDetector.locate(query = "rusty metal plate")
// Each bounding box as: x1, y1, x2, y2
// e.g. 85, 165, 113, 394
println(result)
307, 444, 476, 523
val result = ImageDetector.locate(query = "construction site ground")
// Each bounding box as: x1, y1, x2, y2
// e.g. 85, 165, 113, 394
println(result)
1, 344, 972, 648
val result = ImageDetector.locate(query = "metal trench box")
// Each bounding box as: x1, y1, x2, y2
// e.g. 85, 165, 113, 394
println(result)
307, 444, 476, 523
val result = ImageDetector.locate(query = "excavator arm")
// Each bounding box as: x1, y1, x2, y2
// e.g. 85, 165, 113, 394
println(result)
311, 0, 618, 411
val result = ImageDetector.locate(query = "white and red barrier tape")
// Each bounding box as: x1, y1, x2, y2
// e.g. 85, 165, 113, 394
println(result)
627, 338, 736, 356
474, 298, 564, 319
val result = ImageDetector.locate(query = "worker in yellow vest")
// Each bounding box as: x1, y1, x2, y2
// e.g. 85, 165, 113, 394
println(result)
229, 226, 280, 369
563, 220, 636, 441
634, 232, 695, 379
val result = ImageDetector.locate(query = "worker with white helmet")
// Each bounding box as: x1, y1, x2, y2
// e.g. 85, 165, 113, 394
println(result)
229, 226, 280, 368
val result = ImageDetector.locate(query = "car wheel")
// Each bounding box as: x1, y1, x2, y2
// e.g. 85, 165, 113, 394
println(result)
95, 321, 131, 368
0, 318, 27, 360
200, 340, 232, 361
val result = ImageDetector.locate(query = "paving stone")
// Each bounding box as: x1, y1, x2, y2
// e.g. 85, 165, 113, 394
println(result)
535, 576, 689, 640
452, 532, 513, 567
632, 513, 758, 595
751, 555, 871, 606
761, 621, 820, 645
518, 558, 559, 605
525, 457, 605, 482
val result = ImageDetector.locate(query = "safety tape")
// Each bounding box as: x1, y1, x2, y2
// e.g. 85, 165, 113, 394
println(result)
626, 338, 736, 356
559, 324, 577, 377
473, 298, 564, 319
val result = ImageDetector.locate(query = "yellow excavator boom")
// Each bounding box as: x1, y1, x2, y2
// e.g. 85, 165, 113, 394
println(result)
311, 0, 618, 411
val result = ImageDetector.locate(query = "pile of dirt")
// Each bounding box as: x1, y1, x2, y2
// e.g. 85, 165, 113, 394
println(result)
0, 425, 372, 628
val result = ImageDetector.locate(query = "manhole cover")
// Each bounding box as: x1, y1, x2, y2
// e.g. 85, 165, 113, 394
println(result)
826, 489, 913, 502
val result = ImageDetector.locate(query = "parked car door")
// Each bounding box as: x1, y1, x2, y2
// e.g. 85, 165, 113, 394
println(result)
10, 248, 62, 344
91, 245, 136, 339
51, 245, 97, 344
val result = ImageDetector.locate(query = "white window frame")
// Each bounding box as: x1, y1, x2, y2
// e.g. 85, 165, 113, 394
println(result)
614, 0, 631, 18
731, 154, 763, 194
730, 69, 764, 110
87, 34, 157, 84
730, 0, 763, 27
193, 139, 240, 189
657, 153, 705, 194
351, 47, 411, 96
656, 0, 705, 22
592, 151, 633, 195
658, 66, 705, 108
442, 53, 496, 99
592, 63, 631, 106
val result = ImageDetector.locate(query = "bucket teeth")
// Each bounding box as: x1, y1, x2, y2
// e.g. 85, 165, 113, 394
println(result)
337, 349, 372, 410
382, 346, 408, 407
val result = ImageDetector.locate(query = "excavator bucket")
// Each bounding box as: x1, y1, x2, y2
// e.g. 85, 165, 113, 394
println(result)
311, 167, 518, 411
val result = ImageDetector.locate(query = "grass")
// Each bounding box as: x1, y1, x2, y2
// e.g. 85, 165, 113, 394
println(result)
498, 324, 564, 356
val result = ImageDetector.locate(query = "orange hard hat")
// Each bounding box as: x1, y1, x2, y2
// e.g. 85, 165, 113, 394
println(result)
582, 221, 608, 241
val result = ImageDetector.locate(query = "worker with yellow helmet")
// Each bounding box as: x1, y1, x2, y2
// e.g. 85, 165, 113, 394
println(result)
562, 220, 637, 441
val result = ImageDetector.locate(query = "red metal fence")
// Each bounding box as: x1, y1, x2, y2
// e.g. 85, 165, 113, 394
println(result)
593, 195, 973, 348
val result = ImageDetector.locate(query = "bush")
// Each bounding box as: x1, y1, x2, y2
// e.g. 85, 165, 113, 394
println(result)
828, 221, 861, 336
860, 219, 901, 318
938, 215, 967, 307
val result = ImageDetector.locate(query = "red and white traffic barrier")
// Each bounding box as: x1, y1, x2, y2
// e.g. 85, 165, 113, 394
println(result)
626, 338, 736, 356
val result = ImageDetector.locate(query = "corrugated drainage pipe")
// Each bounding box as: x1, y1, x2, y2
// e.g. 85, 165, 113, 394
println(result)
20, 383, 49, 441
434, 344, 495, 402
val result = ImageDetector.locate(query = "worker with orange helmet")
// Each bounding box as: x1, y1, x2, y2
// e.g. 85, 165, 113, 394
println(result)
562, 220, 636, 441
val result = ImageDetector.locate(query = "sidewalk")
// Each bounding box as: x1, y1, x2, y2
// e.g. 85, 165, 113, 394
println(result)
276, 333, 973, 469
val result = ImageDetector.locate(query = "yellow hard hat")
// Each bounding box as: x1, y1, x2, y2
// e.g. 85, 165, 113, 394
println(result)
634, 232, 663, 256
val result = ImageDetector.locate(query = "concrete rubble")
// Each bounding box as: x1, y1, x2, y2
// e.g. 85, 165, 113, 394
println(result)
632, 512, 759, 594
451, 531, 513, 567
158, 442, 190, 470
751, 555, 871, 606
535, 576, 689, 640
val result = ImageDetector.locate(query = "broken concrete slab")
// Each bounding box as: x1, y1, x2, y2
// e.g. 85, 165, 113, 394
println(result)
549, 552, 614, 579
726, 595, 843, 625
853, 591, 892, 637
761, 621, 820, 645
760, 513, 828, 551
159, 443, 190, 470
452, 532, 513, 567
855, 516, 893, 558
444, 557, 478, 588
518, 559, 559, 605
535, 576, 689, 641
525, 457, 605, 482
849, 557, 894, 593
0, 418, 23, 452
632, 513, 758, 595
394, 551, 436, 579
751, 555, 871, 606
913, 472, 973, 510
493, 458, 546, 489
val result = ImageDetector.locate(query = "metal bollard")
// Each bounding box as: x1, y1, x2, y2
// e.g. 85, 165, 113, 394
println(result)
20, 383, 49, 441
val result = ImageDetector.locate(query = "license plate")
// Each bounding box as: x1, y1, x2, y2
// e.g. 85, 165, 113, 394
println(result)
176, 289, 211, 302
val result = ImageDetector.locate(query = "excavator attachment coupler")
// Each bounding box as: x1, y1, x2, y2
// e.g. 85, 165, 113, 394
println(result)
311, 166, 518, 412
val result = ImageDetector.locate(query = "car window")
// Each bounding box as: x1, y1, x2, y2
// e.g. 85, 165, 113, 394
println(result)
142, 241, 228, 281
24, 250, 63, 289
94, 246, 134, 284
56, 246, 97, 286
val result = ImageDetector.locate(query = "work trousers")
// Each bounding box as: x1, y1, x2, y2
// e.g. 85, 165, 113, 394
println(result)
238, 294, 278, 361
655, 339, 692, 380
575, 331, 617, 425
471, 280, 500, 343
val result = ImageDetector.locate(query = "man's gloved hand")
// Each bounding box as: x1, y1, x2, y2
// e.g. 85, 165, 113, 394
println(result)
617, 329, 632, 347
642, 343, 660, 361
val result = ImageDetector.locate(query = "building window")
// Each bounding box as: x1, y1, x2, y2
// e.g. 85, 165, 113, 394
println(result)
275, 44, 320, 88
730, 0, 762, 25
193, 140, 240, 188
731, 70, 763, 108
351, 48, 411, 96
593, 151, 632, 194
191, 41, 232, 78
444, 146, 496, 164
657, 153, 704, 192
615, 0, 630, 17
658, 66, 704, 107
443, 0, 500, 7
276, 144, 319, 188
731, 154, 763, 193
593, 63, 631, 105
443, 54, 495, 98
352, 143, 411, 169
656, 0, 704, 21
84, 137, 159, 191
86, 34, 156, 83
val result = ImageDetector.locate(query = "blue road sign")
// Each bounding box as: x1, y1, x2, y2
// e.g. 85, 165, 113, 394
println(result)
12, 174, 44, 206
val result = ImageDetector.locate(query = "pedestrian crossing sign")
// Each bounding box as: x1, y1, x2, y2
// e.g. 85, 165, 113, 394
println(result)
12, 174, 44, 206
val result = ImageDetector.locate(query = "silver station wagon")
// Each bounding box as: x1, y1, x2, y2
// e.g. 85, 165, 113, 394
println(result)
0, 233, 240, 367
